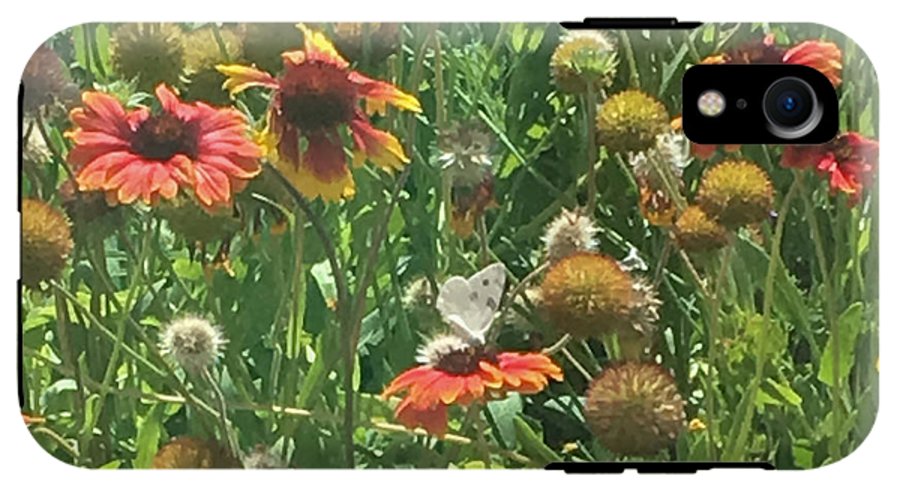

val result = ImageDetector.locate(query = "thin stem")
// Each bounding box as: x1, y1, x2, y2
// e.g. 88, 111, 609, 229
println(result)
724, 177, 799, 460
703, 240, 734, 460
201, 367, 240, 459
797, 174, 842, 458
542, 333, 572, 356
31, 426, 80, 460
561, 347, 593, 381
583, 87, 599, 214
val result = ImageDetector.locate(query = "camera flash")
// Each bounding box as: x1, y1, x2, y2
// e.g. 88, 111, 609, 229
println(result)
698, 90, 725, 117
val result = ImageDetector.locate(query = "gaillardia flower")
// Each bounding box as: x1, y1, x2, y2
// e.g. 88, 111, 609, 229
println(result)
542, 208, 599, 262
329, 23, 400, 64
382, 334, 562, 435
159, 315, 226, 372
597, 90, 669, 154
704, 34, 842, 87
111, 23, 186, 91
183, 27, 243, 105
697, 160, 773, 229
218, 25, 422, 201
67, 84, 261, 208
674, 205, 729, 253
152, 436, 240, 469
240, 23, 304, 74
781, 132, 877, 205
540, 252, 659, 342
585, 362, 686, 456
21, 199, 73, 288
550, 31, 618, 94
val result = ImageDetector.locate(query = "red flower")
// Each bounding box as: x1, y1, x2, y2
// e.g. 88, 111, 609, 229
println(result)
382, 335, 563, 435
704, 34, 843, 87
783, 40, 842, 86
67, 84, 261, 208
218, 25, 421, 201
781, 132, 878, 205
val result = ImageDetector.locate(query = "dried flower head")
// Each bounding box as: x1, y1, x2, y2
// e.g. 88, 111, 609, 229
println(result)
697, 159, 774, 229
674, 206, 729, 253
21, 199, 73, 288
240, 23, 304, 74
630, 132, 691, 227
22, 44, 73, 114
183, 27, 243, 105
450, 174, 496, 239
58, 179, 122, 243
597, 90, 669, 154
585, 362, 686, 456
329, 23, 400, 64
158, 197, 242, 245
151, 436, 240, 468
542, 208, 599, 262
159, 315, 226, 372
111, 23, 186, 91
540, 252, 640, 340
438, 120, 493, 187
550, 30, 618, 94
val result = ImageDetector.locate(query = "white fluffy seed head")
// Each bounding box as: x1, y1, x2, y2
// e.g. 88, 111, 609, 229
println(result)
159, 315, 226, 372
242, 444, 283, 469
415, 334, 472, 366
629, 277, 662, 335
543, 208, 599, 262
629, 131, 691, 188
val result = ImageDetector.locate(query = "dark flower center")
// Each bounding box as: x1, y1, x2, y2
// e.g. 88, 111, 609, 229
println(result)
279, 61, 357, 133
435, 344, 498, 375
132, 113, 198, 161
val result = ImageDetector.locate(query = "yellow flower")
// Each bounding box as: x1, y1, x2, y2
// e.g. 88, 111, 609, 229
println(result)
674, 205, 729, 253
585, 362, 686, 456
697, 160, 774, 229
597, 89, 669, 153
689, 418, 707, 432
21, 199, 73, 288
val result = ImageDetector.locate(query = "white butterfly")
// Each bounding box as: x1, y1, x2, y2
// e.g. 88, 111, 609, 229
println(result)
436, 263, 507, 345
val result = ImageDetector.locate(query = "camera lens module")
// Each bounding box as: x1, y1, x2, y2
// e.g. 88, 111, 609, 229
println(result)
763, 77, 822, 139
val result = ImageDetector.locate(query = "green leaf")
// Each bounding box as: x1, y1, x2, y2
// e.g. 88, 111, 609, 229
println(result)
94, 24, 111, 76
172, 257, 203, 282
72, 25, 88, 70
487, 393, 522, 448
818, 302, 864, 386
764, 378, 803, 407
508, 24, 528, 53
133, 404, 166, 468
513, 416, 559, 465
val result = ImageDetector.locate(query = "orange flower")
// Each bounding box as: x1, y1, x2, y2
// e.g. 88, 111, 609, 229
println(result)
783, 40, 842, 86
217, 25, 421, 201
781, 132, 878, 205
67, 84, 261, 208
382, 335, 563, 435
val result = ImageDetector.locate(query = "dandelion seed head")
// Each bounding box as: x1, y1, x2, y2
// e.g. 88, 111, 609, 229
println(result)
160, 315, 226, 372
543, 208, 599, 262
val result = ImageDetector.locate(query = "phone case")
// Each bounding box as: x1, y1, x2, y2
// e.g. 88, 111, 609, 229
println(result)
19, 21, 878, 470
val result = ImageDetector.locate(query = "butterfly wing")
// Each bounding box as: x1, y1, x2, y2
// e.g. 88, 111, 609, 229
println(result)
463, 263, 507, 337
436, 263, 507, 343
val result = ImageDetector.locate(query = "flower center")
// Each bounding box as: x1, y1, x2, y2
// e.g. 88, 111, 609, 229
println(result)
279, 61, 357, 133
132, 113, 198, 161
434, 344, 497, 375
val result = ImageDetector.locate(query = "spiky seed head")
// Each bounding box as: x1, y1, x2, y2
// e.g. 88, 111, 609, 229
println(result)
157, 197, 241, 245
182, 27, 243, 105
110, 23, 186, 91
21, 199, 73, 288
159, 315, 226, 372
674, 206, 729, 253
542, 208, 599, 262
151, 436, 240, 468
329, 23, 400, 63
697, 160, 774, 229
597, 90, 669, 154
550, 31, 619, 94
585, 362, 686, 456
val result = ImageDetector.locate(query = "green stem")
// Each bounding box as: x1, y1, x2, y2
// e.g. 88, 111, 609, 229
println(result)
724, 177, 799, 460
583, 87, 599, 214
797, 174, 842, 459
201, 367, 240, 459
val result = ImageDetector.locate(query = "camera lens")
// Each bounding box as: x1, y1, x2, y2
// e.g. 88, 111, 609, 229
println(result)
763, 77, 822, 138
